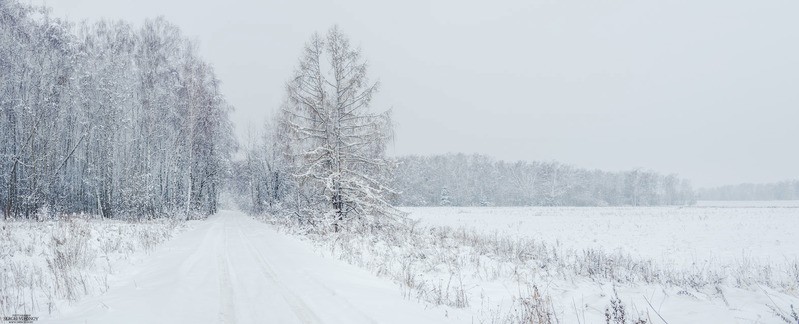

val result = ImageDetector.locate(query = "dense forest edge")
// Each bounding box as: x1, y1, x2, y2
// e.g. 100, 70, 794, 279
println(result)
1, 1, 235, 219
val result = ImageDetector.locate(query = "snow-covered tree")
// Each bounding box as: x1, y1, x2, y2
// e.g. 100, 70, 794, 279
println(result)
440, 186, 452, 206
277, 26, 397, 229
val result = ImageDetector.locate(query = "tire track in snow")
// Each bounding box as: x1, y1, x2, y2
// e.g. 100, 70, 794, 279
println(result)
304, 275, 379, 324
176, 220, 219, 279
217, 220, 237, 324
234, 217, 322, 324
234, 216, 378, 324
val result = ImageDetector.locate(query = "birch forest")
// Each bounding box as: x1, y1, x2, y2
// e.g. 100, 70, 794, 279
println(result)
1, 2, 235, 220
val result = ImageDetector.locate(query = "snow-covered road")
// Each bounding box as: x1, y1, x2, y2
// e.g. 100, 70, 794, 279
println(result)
43, 210, 456, 324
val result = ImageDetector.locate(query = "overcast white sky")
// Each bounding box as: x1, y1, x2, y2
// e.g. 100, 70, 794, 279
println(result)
41, 0, 798, 187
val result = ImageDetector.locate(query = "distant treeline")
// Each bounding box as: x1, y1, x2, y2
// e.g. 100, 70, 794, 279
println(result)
698, 180, 799, 201
391, 154, 696, 207
1, 1, 235, 219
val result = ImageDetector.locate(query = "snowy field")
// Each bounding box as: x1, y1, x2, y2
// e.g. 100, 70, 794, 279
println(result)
384, 202, 799, 323
405, 202, 799, 268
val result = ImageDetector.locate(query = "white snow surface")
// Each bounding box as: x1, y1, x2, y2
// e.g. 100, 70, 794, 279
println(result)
42, 210, 461, 324
401, 204, 799, 323
405, 204, 799, 267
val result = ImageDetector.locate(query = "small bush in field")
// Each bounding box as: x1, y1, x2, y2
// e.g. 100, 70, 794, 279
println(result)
604, 290, 647, 324
507, 285, 556, 324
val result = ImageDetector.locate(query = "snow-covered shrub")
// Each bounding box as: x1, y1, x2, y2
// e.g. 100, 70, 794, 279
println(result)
504, 285, 557, 324
768, 304, 799, 324
46, 219, 96, 302
604, 292, 648, 324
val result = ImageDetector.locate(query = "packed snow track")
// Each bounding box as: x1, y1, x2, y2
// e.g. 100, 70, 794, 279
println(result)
43, 211, 453, 324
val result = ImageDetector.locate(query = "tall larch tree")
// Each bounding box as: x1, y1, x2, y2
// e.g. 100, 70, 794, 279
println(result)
280, 26, 396, 230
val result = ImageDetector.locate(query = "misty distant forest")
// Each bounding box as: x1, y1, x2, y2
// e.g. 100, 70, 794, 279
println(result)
698, 180, 799, 201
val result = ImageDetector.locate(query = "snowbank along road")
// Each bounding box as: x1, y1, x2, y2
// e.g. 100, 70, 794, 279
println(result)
43, 210, 458, 324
